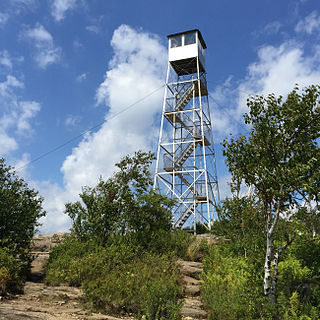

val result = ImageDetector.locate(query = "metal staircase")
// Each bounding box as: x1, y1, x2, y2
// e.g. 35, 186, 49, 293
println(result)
174, 202, 198, 229
154, 30, 219, 232
175, 85, 194, 112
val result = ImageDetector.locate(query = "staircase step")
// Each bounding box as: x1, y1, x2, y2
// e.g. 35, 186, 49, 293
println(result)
183, 275, 200, 286
177, 261, 202, 279
185, 284, 200, 296
181, 306, 207, 319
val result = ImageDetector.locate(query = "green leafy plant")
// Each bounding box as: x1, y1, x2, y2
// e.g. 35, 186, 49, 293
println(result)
223, 85, 320, 302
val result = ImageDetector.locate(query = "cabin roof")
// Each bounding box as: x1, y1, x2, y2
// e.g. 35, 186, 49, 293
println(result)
167, 29, 207, 49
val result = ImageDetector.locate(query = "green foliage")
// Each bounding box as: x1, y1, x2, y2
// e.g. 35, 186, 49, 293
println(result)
138, 229, 195, 259
45, 236, 182, 319
281, 291, 320, 320
212, 196, 265, 260
202, 245, 265, 320
222, 85, 320, 301
201, 244, 320, 320
0, 158, 45, 295
223, 85, 320, 205
45, 235, 97, 286
0, 158, 45, 252
66, 151, 173, 246
0, 248, 27, 295
186, 238, 209, 262
81, 251, 182, 319
277, 256, 311, 298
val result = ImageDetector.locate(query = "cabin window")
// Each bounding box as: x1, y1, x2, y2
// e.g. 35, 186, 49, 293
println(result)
184, 32, 196, 45
170, 35, 182, 48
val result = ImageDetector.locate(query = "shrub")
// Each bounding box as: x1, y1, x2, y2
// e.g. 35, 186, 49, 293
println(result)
45, 235, 97, 286
202, 245, 269, 320
0, 248, 27, 295
139, 230, 195, 259
82, 252, 182, 319
186, 238, 209, 262
45, 236, 183, 319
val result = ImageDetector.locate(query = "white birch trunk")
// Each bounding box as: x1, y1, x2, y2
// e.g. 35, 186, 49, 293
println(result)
263, 232, 274, 301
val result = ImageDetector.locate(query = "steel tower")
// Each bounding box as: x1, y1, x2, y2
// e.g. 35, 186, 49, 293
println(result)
154, 29, 220, 231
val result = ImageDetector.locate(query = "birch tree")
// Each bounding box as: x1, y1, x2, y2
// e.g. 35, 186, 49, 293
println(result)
222, 85, 320, 303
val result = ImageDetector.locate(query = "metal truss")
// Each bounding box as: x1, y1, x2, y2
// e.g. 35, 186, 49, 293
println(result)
154, 58, 220, 231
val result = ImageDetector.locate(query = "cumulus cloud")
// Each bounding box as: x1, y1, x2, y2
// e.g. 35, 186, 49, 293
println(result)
295, 10, 320, 34
16, 101, 41, 135
239, 41, 320, 100
33, 25, 167, 233
22, 24, 61, 69
0, 75, 41, 156
212, 38, 320, 141
35, 181, 74, 233
50, 0, 78, 22
61, 24, 166, 196
209, 76, 243, 141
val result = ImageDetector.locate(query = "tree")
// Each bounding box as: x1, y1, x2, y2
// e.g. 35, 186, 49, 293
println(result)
0, 158, 45, 253
66, 151, 173, 246
213, 196, 266, 260
222, 85, 320, 302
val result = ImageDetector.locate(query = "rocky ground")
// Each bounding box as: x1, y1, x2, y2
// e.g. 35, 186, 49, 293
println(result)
0, 234, 209, 320
179, 260, 207, 320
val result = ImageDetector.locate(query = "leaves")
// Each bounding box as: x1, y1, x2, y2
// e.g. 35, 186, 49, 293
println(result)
66, 151, 173, 246
0, 158, 45, 253
224, 84, 320, 208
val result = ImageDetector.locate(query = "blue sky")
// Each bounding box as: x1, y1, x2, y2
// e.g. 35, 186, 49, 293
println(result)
1, 0, 320, 233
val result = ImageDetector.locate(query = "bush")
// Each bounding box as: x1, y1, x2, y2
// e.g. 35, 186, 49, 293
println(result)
186, 238, 209, 262
202, 246, 262, 320
82, 251, 182, 319
45, 235, 98, 286
0, 248, 27, 295
45, 236, 183, 319
138, 230, 195, 259
202, 242, 320, 320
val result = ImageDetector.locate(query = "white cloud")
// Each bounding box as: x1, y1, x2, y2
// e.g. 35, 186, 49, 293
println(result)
73, 39, 83, 49
212, 39, 320, 141
0, 12, 9, 26
50, 0, 78, 22
16, 101, 41, 135
0, 51, 12, 69
0, 132, 18, 154
264, 21, 282, 34
22, 24, 61, 69
295, 10, 320, 34
62, 24, 166, 196
76, 72, 87, 82
86, 25, 99, 34
239, 41, 320, 99
209, 76, 242, 141
65, 114, 81, 127
0, 75, 41, 157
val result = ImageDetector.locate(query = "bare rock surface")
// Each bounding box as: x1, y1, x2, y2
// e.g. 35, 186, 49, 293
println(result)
0, 234, 130, 320
178, 260, 207, 320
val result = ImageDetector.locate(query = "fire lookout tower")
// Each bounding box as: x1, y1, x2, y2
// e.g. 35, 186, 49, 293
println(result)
154, 29, 220, 231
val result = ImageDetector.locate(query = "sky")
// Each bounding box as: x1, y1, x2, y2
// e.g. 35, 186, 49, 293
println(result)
1, 0, 320, 233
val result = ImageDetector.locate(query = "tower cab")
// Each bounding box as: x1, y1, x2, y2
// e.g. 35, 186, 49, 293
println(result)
168, 29, 206, 76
